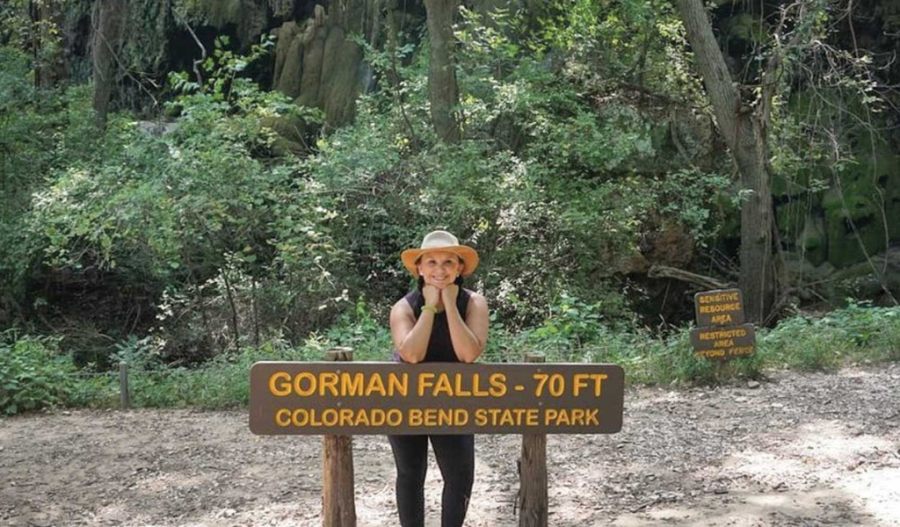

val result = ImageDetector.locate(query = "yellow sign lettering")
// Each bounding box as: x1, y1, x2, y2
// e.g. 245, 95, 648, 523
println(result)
319, 372, 338, 396
418, 373, 435, 396
489, 373, 507, 397
269, 372, 291, 396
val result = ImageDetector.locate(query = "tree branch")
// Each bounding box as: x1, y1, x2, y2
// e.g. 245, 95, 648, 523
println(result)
648, 264, 731, 290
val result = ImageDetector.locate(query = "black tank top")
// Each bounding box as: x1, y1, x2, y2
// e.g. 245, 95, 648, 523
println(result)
400, 289, 471, 363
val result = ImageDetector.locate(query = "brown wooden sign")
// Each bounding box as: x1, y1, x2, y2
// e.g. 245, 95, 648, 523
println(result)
249, 362, 624, 435
689, 324, 756, 361
694, 289, 745, 326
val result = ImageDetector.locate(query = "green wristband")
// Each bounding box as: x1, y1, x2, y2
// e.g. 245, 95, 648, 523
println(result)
421, 305, 437, 315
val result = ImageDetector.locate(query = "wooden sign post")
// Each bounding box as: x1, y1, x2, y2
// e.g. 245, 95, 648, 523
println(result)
518, 352, 547, 527
322, 348, 356, 527
250, 358, 625, 526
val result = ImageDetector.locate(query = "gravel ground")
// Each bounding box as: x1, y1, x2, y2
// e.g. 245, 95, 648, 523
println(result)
2, 364, 899, 526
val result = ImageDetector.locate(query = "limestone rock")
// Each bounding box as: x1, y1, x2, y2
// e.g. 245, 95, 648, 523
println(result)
296, 21, 326, 108
643, 222, 695, 269
276, 31, 305, 98
268, 0, 296, 18
273, 21, 300, 88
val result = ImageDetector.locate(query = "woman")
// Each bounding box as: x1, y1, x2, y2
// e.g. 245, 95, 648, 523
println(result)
388, 230, 489, 527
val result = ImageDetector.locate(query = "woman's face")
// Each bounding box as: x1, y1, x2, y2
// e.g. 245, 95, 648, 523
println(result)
417, 251, 463, 289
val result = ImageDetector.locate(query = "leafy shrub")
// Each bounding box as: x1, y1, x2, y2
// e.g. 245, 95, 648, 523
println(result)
0, 333, 74, 414
118, 340, 311, 409
760, 301, 900, 370
517, 292, 632, 358
326, 299, 395, 361
27, 66, 345, 358
111, 335, 164, 371
1, 46, 99, 306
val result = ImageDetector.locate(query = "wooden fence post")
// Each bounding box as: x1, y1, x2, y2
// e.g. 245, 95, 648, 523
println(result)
119, 362, 130, 409
518, 352, 547, 527
322, 347, 356, 527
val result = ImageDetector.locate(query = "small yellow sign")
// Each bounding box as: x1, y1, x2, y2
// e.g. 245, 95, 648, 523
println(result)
694, 288, 745, 326
690, 324, 756, 361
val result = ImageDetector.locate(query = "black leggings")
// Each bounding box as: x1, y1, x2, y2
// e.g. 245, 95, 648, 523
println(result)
387, 434, 475, 527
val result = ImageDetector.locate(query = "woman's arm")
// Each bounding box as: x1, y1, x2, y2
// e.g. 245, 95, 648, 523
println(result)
390, 286, 440, 364
444, 288, 489, 363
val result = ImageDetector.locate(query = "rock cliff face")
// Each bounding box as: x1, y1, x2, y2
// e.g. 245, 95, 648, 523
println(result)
770, 99, 900, 276
178, 0, 376, 129
708, 0, 900, 283
58, 0, 376, 124
270, 1, 377, 128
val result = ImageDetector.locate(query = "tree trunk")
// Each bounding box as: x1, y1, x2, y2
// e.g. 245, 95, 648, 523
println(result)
676, 0, 775, 323
423, 0, 461, 143
91, 0, 127, 127
32, 0, 66, 88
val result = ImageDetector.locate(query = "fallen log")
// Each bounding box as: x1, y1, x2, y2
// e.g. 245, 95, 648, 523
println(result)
648, 264, 731, 290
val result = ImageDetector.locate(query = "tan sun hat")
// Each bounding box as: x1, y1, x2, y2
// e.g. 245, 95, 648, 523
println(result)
401, 230, 479, 278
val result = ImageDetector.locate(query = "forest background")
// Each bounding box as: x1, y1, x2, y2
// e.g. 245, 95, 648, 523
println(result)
1, 0, 899, 415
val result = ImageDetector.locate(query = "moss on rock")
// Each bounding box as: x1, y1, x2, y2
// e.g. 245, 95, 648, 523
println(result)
176, 0, 267, 47
821, 135, 899, 268
296, 21, 326, 108
122, 0, 172, 77
797, 215, 827, 266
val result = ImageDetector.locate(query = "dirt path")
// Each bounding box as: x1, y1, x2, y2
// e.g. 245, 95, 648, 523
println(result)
2, 364, 900, 526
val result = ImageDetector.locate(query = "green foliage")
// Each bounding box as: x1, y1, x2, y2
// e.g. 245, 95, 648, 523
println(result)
326, 299, 394, 361
525, 102, 657, 177
5, 301, 899, 414
518, 292, 632, 359
524, 0, 701, 101
168, 34, 278, 105
0, 45, 33, 107
0, 332, 73, 415
4, 0, 896, 410
760, 301, 900, 370
0, 1, 67, 73
3, 2, 738, 361
1, 78, 98, 306
24, 48, 341, 358
652, 168, 732, 246
111, 335, 164, 371
455, 13, 663, 177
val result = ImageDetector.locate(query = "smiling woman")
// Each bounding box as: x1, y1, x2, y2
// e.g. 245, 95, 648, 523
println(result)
392, 231, 488, 365
387, 230, 489, 527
